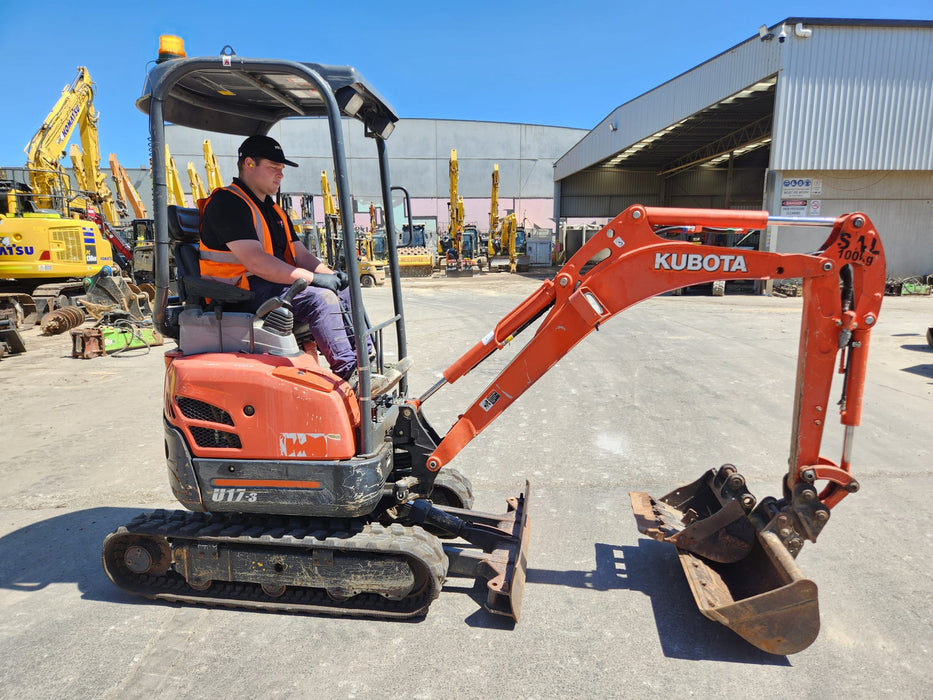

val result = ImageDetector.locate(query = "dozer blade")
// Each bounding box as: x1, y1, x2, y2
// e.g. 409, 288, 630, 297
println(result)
424, 482, 531, 621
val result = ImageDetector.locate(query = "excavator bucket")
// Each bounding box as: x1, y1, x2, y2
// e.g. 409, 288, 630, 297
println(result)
630, 465, 820, 655
673, 530, 819, 655
631, 466, 758, 564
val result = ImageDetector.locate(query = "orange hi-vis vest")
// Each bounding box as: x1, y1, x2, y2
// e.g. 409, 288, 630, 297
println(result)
199, 183, 296, 289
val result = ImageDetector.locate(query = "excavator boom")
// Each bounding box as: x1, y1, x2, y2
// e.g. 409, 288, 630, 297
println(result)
165, 145, 187, 207
203, 139, 225, 193
109, 154, 148, 219
417, 204, 884, 653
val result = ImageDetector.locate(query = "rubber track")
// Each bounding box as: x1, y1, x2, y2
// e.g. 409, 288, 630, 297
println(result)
102, 510, 448, 619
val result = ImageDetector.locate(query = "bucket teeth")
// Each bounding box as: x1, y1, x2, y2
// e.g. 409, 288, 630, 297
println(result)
630, 466, 756, 563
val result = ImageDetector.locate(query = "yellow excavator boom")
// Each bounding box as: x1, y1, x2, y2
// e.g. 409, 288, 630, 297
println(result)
24, 65, 118, 226
203, 139, 225, 192
24, 67, 95, 207
488, 164, 499, 257
187, 162, 208, 203
446, 149, 464, 264
165, 145, 187, 207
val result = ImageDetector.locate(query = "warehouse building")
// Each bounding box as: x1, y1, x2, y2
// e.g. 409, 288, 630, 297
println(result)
553, 18, 933, 279
165, 119, 587, 242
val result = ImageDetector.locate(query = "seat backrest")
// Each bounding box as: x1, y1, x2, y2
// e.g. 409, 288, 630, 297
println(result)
165, 205, 254, 307
167, 205, 201, 244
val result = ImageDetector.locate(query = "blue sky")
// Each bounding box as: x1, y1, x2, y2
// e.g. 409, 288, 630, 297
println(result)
1, 1, 929, 168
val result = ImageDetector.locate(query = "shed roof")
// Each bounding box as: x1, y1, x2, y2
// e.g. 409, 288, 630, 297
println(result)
554, 18, 933, 180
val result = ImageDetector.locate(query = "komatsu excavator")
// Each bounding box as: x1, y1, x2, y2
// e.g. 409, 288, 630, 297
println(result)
1, 66, 117, 324
103, 37, 886, 655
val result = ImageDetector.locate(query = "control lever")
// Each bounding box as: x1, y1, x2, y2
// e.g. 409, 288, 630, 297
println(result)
256, 279, 309, 318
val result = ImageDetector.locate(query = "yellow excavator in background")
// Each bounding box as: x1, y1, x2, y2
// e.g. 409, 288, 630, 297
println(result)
1, 66, 118, 325
278, 192, 316, 252
488, 164, 499, 259
442, 149, 471, 276
109, 153, 160, 288
358, 202, 386, 287
68, 144, 119, 227
487, 164, 526, 273
164, 145, 187, 207
109, 154, 148, 220
68, 143, 135, 272
318, 171, 384, 285
187, 162, 208, 203
203, 139, 225, 193
320, 169, 340, 267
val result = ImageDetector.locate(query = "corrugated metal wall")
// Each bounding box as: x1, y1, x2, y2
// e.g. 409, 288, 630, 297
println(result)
166, 118, 587, 201
772, 25, 933, 170
559, 167, 765, 217
558, 169, 661, 217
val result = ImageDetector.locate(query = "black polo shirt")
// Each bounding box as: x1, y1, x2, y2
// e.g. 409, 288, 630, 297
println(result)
200, 178, 298, 261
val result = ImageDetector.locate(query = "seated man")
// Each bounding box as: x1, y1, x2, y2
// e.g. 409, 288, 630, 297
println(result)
199, 135, 363, 383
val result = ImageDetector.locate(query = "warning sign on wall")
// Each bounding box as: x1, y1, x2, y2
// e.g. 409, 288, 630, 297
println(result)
781, 199, 807, 217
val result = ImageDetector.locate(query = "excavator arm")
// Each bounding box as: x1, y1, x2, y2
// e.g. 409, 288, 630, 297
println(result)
499, 213, 517, 272
25, 67, 96, 206
187, 162, 208, 203
427, 205, 885, 489
408, 205, 884, 653
29, 67, 118, 226
203, 139, 225, 193
488, 165, 499, 258
165, 145, 187, 207
109, 154, 148, 219
447, 149, 464, 267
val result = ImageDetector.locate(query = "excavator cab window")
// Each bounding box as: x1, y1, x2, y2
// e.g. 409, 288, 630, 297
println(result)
0, 180, 38, 215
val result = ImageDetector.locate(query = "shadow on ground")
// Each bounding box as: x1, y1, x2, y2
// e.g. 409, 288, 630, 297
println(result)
1, 509, 791, 663
516, 539, 791, 665
0, 507, 141, 601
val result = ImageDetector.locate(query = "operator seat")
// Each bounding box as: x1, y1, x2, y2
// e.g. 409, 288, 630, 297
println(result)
166, 205, 315, 356
166, 205, 254, 308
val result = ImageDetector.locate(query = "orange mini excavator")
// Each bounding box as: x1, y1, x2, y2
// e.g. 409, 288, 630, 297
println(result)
103, 37, 885, 655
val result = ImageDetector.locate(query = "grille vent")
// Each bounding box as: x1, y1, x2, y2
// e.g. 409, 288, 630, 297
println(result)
176, 396, 234, 425
190, 426, 242, 449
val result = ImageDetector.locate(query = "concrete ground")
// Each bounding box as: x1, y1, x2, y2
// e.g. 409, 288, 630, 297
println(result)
1, 273, 930, 699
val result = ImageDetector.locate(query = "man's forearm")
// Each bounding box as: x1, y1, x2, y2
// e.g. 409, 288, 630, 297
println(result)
227, 240, 315, 285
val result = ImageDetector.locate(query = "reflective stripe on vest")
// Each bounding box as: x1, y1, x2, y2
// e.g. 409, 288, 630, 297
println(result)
199, 183, 296, 289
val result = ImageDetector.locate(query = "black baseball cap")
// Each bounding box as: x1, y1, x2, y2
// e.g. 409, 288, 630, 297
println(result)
238, 135, 298, 167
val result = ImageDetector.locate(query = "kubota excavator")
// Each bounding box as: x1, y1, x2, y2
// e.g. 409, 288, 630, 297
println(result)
103, 37, 886, 655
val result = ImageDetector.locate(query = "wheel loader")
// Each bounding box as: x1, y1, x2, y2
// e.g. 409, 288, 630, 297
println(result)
103, 37, 886, 655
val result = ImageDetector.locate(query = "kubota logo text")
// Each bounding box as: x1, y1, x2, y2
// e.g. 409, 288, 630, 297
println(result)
654, 252, 748, 273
